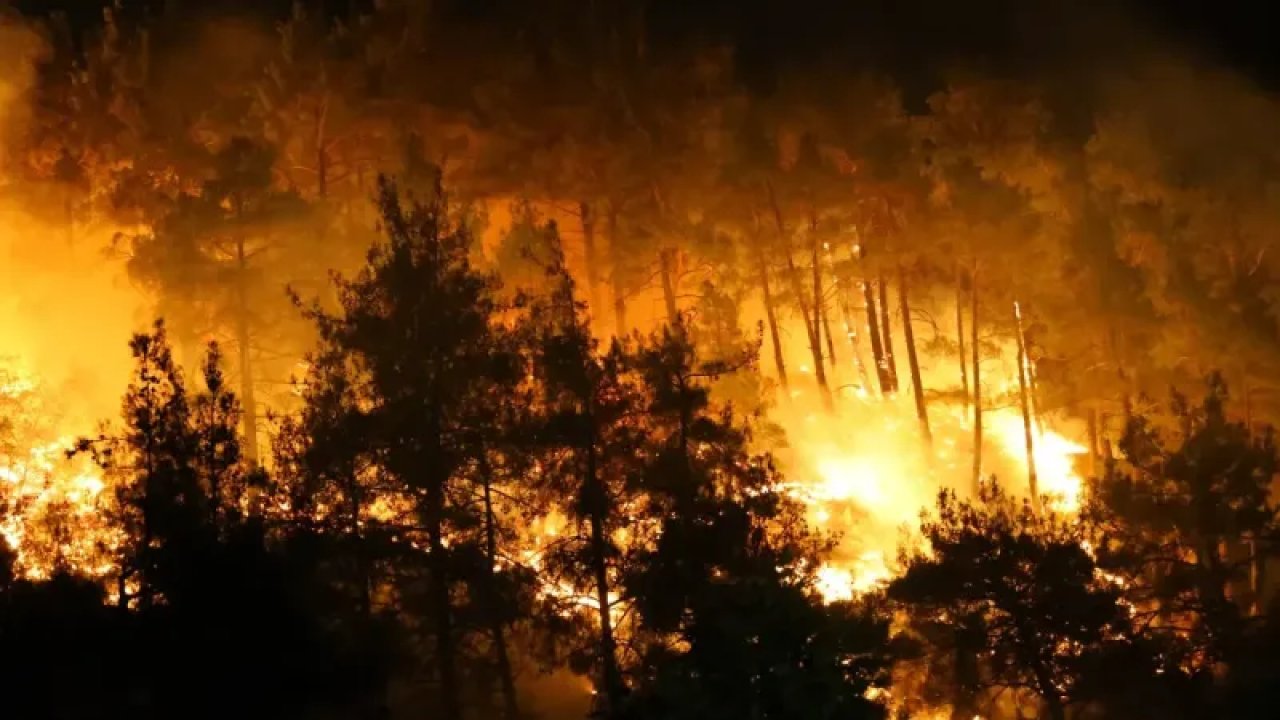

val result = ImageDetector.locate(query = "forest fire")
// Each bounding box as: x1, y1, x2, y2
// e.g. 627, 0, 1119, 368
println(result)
1, 1, 1279, 719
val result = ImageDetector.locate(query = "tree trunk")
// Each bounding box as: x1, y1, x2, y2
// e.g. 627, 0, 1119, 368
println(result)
1087, 406, 1100, 479
481, 456, 520, 720
1015, 301, 1039, 504
607, 205, 628, 336
834, 262, 873, 394
820, 298, 837, 365
898, 269, 931, 446
956, 267, 969, 413
659, 247, 680, 326
1250, 535, 1264, 617
234, 236, 259, 465
755, 240, 788, 391
810, 219, 837, 365
877, 275, 899, 392
862, 279, 892, 394
586, 434, 624, 712
315, 96, 330, 199
426, 471, 462, 720
580, 201, 603, 317
317, 144, 328, 200
766, 182, 830, 408
347, 475, 372, 619
971, 268, 983, 492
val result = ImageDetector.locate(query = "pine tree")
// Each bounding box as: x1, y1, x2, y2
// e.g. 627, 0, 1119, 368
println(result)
620, 324, 893, 720
1086, 376, 1280, 666
296, 175, 521, 720
523, 242, 645, 714
891, 481, 1174, 720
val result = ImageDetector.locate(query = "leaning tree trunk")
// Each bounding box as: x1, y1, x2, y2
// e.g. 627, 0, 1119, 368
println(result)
580, 201, 603, 317
898, 269, 931, 446
971, 268, 983, 493
877, 274, 899, 392
754, 237, 789, 391
766, 183, 830, 408
862, 278, 892, 394
1014, 301, 1039, 504
955, 267, 969, 413
234, 236, 259, 465
607, 205, 628, 336
480, 456, 520, 720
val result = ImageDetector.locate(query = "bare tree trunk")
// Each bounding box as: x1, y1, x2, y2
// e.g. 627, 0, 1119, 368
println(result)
1015, 301, 1039, 504
820, 300, 837, 365
971, 268, 982, 492
812, 239, 838, 369
234, 236, 259, 465
1087, 406, 1100, 479
899, 269, 931, 446
427, 470, 462, 720
607, 205, 628, 336
878, 275, 899, 392
315, 95, 330, 199
766, 183, 830, 408
863, 278, 892, 395
659, 247, 680, 326
586, 433, 624, 711
580, 201, 603, 317
754, 236, 788, 390
832, 246, 873, 393
810, 218, 837, 365
956, 267, 969, 413
481, 456, 520, 720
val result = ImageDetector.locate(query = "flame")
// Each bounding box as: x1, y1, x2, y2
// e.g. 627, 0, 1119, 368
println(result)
762, 321, 1089, 603
0, 369, 118, 579
988, 412, 1087, 513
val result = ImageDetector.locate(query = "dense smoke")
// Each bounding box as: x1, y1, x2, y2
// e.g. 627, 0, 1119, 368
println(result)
0, 14, 140, 428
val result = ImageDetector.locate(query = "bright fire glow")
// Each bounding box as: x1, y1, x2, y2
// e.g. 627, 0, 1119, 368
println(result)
762, 322, 1088, 604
